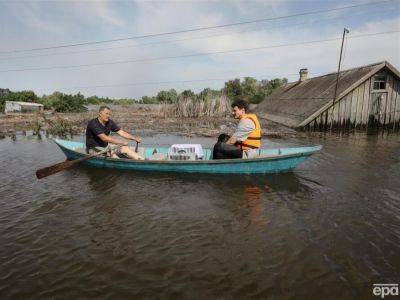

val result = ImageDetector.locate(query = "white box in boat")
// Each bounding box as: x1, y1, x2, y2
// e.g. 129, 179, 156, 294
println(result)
168, 144, 204, 161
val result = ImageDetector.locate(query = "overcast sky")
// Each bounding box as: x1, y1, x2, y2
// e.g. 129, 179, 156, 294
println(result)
0, 0, 399, 99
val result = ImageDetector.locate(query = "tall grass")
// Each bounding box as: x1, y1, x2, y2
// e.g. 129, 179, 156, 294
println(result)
155, 102, 173, 118
165, 95, 231, 118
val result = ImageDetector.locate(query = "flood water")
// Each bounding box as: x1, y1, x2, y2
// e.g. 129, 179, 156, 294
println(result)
0, 132, 399, 299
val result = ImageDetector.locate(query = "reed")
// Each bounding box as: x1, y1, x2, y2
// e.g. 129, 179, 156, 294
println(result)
171, 95, 231, 118
32, 121, 42, 136
155, 102, 173, 118
48, 118, 73, 137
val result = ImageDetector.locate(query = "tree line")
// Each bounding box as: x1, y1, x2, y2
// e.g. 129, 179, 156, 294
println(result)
0, 76, 287, 113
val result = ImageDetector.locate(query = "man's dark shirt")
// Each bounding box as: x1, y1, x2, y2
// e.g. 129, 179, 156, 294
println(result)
86, 118, 120, 149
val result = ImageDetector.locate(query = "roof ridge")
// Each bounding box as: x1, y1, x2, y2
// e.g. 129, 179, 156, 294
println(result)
286, 61, 386, 84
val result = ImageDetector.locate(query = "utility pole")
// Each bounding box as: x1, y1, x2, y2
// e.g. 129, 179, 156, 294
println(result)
330, 28, 349, 129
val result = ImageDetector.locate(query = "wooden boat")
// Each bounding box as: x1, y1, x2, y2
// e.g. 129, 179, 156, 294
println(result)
54, 138, 322, 174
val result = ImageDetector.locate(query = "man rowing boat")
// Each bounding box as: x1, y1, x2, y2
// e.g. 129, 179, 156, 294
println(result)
213, 100, 262, 159
85, 105, 144, 160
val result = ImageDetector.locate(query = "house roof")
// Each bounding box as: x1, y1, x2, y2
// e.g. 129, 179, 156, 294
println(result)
257, 61, 400, 128
6, 101, 43, 107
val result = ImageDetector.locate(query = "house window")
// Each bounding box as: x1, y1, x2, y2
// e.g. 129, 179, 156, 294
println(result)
373, 74, 386, 90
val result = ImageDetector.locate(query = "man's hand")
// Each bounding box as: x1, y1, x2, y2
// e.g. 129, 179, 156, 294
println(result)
98, 133, 128, 146
117, 129, 142, 143
132, 136, 142, 143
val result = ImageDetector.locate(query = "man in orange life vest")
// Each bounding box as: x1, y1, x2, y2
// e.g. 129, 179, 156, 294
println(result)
213, 100, 262, 159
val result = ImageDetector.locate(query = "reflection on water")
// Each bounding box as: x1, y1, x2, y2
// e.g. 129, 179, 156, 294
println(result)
0, 133, 399, 299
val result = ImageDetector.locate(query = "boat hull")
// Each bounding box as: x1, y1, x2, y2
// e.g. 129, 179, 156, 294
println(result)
54, 139, 321, 174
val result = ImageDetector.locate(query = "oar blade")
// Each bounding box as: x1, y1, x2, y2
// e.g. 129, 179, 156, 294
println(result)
36, 146, 112, 179
36, 160, 75, 179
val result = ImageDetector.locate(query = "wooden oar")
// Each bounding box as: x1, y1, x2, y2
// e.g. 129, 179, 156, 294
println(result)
36, 147, 111, 179
134, 141, 139, 153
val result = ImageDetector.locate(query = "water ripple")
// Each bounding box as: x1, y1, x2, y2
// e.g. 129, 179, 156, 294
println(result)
0, 134, 399, 298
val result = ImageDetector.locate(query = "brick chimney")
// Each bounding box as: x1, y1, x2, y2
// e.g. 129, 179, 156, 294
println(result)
299, 68, 308, 82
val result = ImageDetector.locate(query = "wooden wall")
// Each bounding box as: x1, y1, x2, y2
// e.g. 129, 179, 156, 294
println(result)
307, 70, 400, 131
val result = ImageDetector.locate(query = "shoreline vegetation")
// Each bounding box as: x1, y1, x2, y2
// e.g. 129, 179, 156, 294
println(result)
0, 77, 288, 112
0, 77, 295, 139
0, 104, 297, 140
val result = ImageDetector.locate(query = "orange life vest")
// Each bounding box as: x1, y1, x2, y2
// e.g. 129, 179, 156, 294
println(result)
236, 113, 262, 150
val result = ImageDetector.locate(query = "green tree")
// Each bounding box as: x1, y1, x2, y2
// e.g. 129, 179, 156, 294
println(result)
140, 96, 157, 104
0, 90, 39, 112
198, 88, 221, 101
224, 79, 243, 100
259, 78, 288, 103
85, 95, 114, 105
180, 89, 195, 99
156, 89, 178, 103
241, 77, 259, 103
114, 98, 135, 105
52, 92, 87, 112
85, 96, 102, 105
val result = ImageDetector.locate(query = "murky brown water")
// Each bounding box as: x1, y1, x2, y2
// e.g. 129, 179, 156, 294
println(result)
0, 132, 399, 299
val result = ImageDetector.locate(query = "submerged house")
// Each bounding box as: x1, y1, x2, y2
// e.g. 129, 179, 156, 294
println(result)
5, 101, 44, 113
257, 61, 400, 130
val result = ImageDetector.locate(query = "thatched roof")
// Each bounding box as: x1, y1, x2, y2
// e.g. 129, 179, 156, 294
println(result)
257, 61, 400, 128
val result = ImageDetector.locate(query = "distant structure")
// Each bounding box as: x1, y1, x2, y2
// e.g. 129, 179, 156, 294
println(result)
5, 101, 44, 113
258, 61, 400, 131
0, 88, 10, 97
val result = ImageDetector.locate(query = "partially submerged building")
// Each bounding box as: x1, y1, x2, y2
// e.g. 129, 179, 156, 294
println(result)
257, 61, 400, 130
5, 101, 44, 113
0, 88, 10, 97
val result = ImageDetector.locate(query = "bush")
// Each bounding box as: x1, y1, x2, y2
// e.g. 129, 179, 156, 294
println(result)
114, 98, 135, 105
156, 89, 178, 103
85, 95, 114, 105
51, 92, 87, 113
224, 77, 288, 104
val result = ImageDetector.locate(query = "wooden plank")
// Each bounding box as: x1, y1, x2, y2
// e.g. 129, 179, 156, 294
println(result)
337, 97, 343, 128
338, 96, 343, 128
331, 100, 338, 128
315, 115, 320, 127
380, 91, 388, 126
318, 114, 323, 130
394, 79, 400, 130
351, 87, 358, 127
343, 95, 350, 128
310, 119, 316, 131
324, 110, 329, 129
362, 78, 372, 128
347, 92, 353, 129
326, 108, 331, 127
333, 101, 339, 124
386, 74, 394, 126
343, 94, 351, 128
350, 88, 356, 126
355, 82, 365, 127
342, 92, 348, 129
327, 106, 334, 127
360, 79, 368, 125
